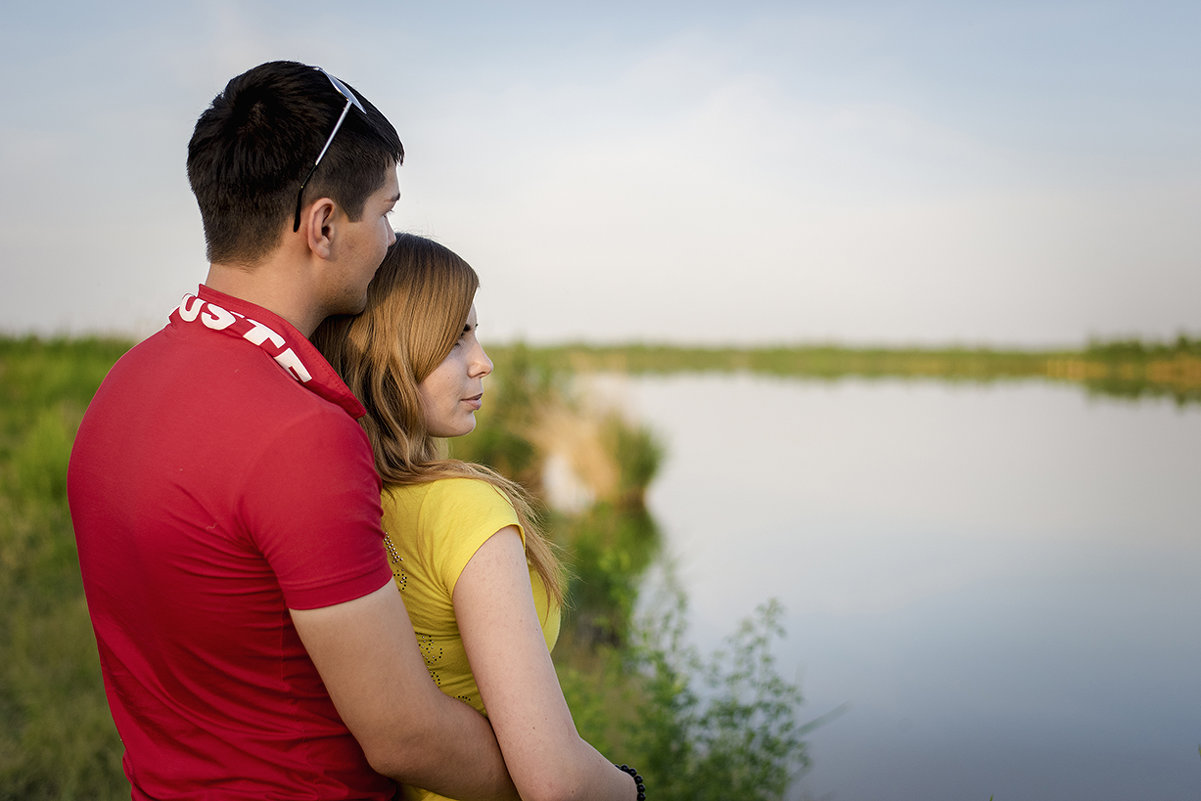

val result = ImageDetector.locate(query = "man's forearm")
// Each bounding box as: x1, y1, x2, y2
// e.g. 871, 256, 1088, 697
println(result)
292, 585, 520, 800
379, 692, 519, 801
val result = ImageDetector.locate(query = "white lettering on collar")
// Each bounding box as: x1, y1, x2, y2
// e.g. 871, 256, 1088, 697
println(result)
174, 295, 313, 383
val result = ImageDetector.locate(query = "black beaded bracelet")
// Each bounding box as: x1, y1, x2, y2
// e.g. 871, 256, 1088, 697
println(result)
615, 764, 646, 801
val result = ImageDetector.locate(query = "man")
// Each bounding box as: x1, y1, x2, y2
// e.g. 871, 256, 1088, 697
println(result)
67, 61, 517, 801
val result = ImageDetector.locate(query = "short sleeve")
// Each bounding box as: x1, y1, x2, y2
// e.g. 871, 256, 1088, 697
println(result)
417, 479, 523, 600
239, 408, 392, 610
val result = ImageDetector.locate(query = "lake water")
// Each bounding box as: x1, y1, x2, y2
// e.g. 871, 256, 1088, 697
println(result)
582, 373, 1201, 801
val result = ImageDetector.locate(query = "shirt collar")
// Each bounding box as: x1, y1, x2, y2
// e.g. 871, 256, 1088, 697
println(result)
168, 285, 366, 419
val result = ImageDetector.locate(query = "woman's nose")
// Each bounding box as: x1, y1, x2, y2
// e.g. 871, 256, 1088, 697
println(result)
471, 343, 493, 378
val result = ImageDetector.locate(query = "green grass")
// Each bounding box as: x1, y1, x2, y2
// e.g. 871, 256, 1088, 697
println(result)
0, 336, 132, 800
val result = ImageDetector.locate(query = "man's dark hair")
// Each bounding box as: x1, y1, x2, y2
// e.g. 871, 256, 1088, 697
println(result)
187, 60, 404, 265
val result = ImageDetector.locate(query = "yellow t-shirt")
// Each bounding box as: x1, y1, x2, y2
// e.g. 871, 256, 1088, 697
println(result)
381, 477, 561, 716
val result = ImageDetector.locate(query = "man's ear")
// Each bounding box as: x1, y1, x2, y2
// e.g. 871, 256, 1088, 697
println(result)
302, 198, 338, 259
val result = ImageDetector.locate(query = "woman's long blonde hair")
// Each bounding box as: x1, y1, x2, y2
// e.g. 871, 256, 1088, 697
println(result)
312, 233, 563, 605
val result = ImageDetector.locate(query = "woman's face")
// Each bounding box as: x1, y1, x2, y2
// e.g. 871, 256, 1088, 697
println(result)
417, 305, 493, 438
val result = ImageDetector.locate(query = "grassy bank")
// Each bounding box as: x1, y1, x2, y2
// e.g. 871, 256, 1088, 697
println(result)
1, 335, 809, 800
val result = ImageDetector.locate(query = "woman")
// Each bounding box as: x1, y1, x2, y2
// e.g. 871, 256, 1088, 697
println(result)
313, 233, 644, 801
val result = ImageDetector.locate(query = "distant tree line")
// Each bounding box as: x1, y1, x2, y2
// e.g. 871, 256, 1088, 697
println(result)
1085, 333, 1201, 360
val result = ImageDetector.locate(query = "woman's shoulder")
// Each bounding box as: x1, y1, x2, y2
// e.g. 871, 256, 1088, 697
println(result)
384, 476, 513, 514
385, 477, 524, 571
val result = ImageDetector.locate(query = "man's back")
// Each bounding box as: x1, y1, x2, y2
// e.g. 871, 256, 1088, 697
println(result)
67, 59, 522, 801
68, 288, 394, 799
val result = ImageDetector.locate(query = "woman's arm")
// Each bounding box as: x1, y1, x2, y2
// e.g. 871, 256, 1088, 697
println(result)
454, 526, 638, 801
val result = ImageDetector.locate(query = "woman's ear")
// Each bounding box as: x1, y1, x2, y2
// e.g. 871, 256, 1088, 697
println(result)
302, 198, 338, 259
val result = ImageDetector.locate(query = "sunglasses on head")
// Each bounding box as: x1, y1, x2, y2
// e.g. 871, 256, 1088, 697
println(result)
293, 67, 366, 232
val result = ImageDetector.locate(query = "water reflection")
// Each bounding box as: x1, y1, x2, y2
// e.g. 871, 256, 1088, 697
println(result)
582, 373, 1201, 801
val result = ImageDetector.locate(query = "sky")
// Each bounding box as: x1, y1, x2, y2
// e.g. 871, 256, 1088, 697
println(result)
2, 0, 1198, 347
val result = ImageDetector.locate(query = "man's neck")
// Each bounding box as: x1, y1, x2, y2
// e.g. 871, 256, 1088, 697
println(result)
205, 256, 323, 338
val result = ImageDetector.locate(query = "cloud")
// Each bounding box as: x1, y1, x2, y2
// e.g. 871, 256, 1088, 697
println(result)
2, 2, 1198, 343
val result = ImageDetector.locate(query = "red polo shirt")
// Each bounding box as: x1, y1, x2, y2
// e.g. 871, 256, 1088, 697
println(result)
68, 286, 396, 800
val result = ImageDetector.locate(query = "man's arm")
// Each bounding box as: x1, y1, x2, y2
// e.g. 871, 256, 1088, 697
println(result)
292, 582, 519, 801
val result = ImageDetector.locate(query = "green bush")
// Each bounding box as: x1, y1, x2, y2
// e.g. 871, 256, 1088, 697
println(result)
559, 584, 810, 801
555, 502, 662, 646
